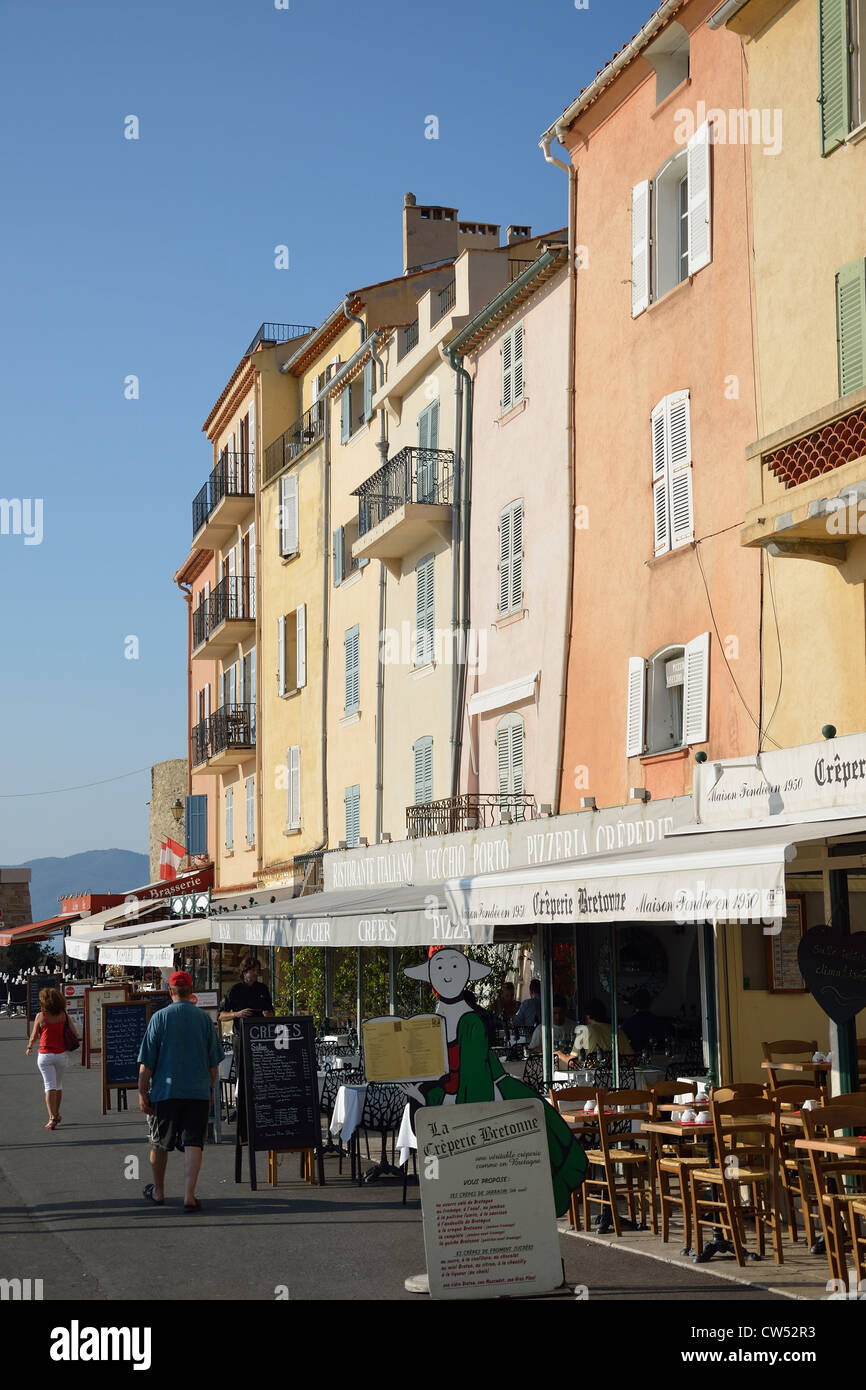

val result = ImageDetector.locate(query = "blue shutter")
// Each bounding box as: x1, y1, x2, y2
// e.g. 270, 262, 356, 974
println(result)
415, 554, 435, 666
345, 785, 360, 847
245, 776, 255, 844
363, 359, 374, 421
341, 387, 351, 443
185, 795, 207, 857
413, 736, 433, 804
345, 626, 359, 712
333, 526, 344, 586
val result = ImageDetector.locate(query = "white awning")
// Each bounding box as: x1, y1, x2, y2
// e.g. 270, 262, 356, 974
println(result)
442, 817, 866, 926
467, 672, 538, 717
207, 883, 495, 949
65, 915, 178, 962
66, 899, 158, 940
97, 919, 203, 967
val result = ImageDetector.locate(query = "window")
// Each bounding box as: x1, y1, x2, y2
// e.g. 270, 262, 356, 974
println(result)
837, 258, 866, 395
344, 625, 359, 713
278, 472, 299, 557
820, 0, 866, 153
413, 736, 433, 804
498, 500, 523, 614
496, 714, 525, 814
643, 22, 690, 105
500, 322, 525, 413
245, 776, 255, 846
340, 368, 370, 443
345, 785, 360, 847
286, 747, 301, 830
417, 401, 440, 501
626, 633, 709, 757
185, 795, 207, 857
632, 122, 711, 316
415, 554, 435, 666
278, 606, 306, 697
225, 786, 234, 850
333, 518, 369, 584
651, 390, 693, 555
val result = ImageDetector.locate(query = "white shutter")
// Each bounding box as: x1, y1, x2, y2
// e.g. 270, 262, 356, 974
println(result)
246, 776, 255, 844
248, 399, 256, 483
296, 603, 306, 689
668, 390, 694, 548
279, 476, 288, 555
501, 329, 514, 412
626, 657, 647, 757
248, 522, 256, 619
511, 718, 525, 796
225, 787, 234, 849
497, 722, 511, 799
510, 501, 523, 611
512, 322, 524, 403
204, 682, 211, 721
682, 632, 710, 746
281, 474, 299, 556
651, 399, 669, 556
687, 122, 712, 275
287, 746, 301, 829
278, 615, 286, 696
498, 507, 512, 611
631, 180, 651, 316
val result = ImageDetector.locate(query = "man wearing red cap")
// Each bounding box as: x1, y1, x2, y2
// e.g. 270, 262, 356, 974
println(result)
137, 970, 222, 1211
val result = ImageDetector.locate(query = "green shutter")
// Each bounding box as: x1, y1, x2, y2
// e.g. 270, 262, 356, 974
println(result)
837, 259, 866, 395
818, 0, 850, 156
333, 526, 344, 586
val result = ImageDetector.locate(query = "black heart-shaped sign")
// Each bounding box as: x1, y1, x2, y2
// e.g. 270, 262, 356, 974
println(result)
797, 926, 866, 1026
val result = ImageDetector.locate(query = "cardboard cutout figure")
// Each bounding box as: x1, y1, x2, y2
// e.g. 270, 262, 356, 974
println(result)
404, 946, 587, 1217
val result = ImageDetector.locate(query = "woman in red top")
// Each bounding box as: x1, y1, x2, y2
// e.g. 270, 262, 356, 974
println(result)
26, 987, 78, 1130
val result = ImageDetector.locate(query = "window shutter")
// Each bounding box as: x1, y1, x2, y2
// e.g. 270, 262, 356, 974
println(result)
510, 501, 523, 611
626, 657, 647, 757
225, 787, 234, 849
246, 776, 255, 844
651, 399, 669, 556
282, 474, 299, 556
345, 627, 359, 712
667, 390, 694, 548
248, 398, 256, 485
248, 522, 256, 619
414, 736, 433, 804
683, 632, 710, 746
512, 322, 524, 403
687, 122, 712, 275
296, 603, 306, 689
497, 721, 512, 800
498, 506, 512, 611
631, 180, 651, 317
345, 785, 360, 847
333, 526, 344, 585
511, 718, 525, 796
415, 555, 435, 665
501, 329, 514, 412
185, 795, 207, 857
417, 402, 439, 501
341, 386, 351, 443
363, 359, 373, 421
837, 259, 866, 395
278, 615, 286, 696
204, 683, 211, 721
819, 0, 851, 155
287, 746, 301, 829
429, 399, 439, 449
249, 649, 256, 715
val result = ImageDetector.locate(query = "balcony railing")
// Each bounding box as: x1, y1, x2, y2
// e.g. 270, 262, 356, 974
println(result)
263, 404, 325, 486
192, 575, 254, 649
432, 280, 456, 324
406, 793, 536, 839
191, 716, 210, 769
192, 704, 256, 765
192, 452, 254, 535
245, 322, 316, 355
397, 320, 419, 360
508, 259, 535, 283
353, 446, 454, 536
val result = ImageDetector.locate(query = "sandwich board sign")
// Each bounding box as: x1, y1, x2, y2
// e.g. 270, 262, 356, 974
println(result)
236, 1015, 324, 1191
416, 1098, 564, 1299
101, 999, 150, 1114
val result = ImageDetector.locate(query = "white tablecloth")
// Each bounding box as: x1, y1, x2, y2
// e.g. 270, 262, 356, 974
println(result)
396, 1103, 415, 1167
329, 1084, 368, 1142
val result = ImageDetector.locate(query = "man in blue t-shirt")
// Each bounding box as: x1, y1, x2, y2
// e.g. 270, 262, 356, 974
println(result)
138, 970, 222, 1211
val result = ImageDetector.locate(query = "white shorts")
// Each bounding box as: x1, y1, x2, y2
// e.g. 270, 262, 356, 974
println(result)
37, 1052, 68, 1092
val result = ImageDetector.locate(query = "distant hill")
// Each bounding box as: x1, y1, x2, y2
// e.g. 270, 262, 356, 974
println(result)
14, 849, 151, 926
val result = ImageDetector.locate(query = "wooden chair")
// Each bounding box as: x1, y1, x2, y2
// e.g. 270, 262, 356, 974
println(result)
849, 1200, 866, 1292
712, 1082, 767, 1103
582, 1089, 652, 1237
772, 1083, 824, 1245
549, 1086, 598, 1230
762, 1039, 825, 1094
646, 1082, 706, 1250
801, 1104, 866, 1285
689, 1095, 784, 1267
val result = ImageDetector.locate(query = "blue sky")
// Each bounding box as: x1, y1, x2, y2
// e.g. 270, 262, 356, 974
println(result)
0, 0, 653, 867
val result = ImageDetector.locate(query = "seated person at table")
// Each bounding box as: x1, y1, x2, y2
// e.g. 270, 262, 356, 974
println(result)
528, 996, 572, 1055
556, 999, 635, 1067
514, 978, 541, 1030
491, 981, 518, 1024
622, 989, 664, 1053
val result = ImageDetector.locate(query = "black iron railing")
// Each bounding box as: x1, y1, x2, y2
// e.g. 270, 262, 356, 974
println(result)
245, 322, 316, 355
192, 575, 254, 649
190, 704, 256, 765
191, 716, 210, 768
508, 259, 535, 283
192, 452, 254, 535
353, 446, 454, 536
397, 320, 419, 360
432, 280, 456, 323
406, 793, 536, 839
263, 404, 325, 486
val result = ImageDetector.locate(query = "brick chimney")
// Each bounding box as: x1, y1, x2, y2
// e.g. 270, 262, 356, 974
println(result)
403, 193, 459, 274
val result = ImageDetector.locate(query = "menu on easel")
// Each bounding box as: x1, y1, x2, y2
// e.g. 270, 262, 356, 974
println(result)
83, 985, 129, 1067
237, 1015, 323, 1191
362, 1015, 448, 1082
102, 1000, 150, 1113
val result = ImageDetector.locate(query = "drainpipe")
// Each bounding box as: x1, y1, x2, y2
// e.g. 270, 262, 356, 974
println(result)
541, 133, 577, 814
441, 344, 472, 798
177, 579, 194, 805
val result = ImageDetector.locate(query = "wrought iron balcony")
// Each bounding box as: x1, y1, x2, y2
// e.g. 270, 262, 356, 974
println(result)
353, 446, 454, 537
397, 320, 419, 360
192, 704, 256, 767
245, 322, 316, 355
263, 404, 325, 486
191, 716, 210, 769
192, 575, 255, 655
432, 279, 456, 324
407, 793, 536, 839
192, 452, 254, 539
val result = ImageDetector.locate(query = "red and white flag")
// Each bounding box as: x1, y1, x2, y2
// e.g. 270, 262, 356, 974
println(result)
158, 837, 186, 882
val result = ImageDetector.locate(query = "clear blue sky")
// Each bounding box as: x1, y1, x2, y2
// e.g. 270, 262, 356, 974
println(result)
0, 0, 653, 867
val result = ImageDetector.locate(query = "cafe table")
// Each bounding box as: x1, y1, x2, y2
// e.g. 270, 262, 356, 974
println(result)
329, 1084, 368, 1144
794, 1136, 866, 1158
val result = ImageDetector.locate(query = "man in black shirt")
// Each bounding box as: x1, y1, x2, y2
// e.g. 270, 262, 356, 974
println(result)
218, 957, 274, 1134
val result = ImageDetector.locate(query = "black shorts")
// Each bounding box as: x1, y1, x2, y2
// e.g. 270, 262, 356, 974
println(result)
151, 1099, 209, 1151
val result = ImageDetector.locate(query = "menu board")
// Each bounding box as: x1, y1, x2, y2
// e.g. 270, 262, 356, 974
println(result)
362, 1015, 447, 1082
63, 983, 87, 1034
142, 991, 171, 1014
27, 975, 60, 1026
416, 1099, 563, 1300
84, 985, 129, 1065
766, 894, 807, 993
102, 1001, 149, 1112
238, 1015, 323, 1190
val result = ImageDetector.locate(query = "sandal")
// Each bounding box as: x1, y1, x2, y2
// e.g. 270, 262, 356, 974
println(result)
44, 1119, 57, 1131
183, 1200, 202, 1212
143, 1184, 164, 1205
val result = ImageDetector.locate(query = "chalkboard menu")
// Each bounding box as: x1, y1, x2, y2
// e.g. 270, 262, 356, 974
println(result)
101, 1001, 150, 1113
144, 991, 171, 1014
238, 1015, 323, 1190
27, 975, 60, 1026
